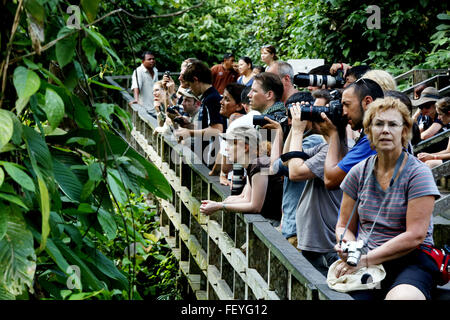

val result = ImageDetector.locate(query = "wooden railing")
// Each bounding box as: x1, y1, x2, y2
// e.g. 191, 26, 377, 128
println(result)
105, 75, 449, 299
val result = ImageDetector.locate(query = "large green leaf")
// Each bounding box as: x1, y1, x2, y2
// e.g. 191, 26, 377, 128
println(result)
106, 169, 127, 204
30, 227, 70, 275
63, 129, 172, 200
1, 162, 35, 192
97, 207, 117, 240
43, 88, 65, 130
95, 103, 115, 122
81, 0, 100, 23
81, 37, 97, 70
24, 0, 45, 25
23, 125, 53, 176
85, 246, 128, 290
0, 203, 7, 242
0, 193, 28, 210
0, 168, 3, 187
0, 110, 13, 150
13, 66, 40, 115
72, 95, 93, 130
55, 27, 77, 68
0, 206, 36, 296
54, 240, 105, 291
52, 158, 83, 202
37, 176, 50, 252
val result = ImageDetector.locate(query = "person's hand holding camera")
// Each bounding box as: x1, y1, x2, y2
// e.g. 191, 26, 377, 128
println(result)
289, 103, 308, 133
330, 63, 351, 77
319, 111, 338, 136
261, 116, 282, 131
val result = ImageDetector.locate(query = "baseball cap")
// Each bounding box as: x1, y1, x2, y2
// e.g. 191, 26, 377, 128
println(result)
220, 126, 260, 146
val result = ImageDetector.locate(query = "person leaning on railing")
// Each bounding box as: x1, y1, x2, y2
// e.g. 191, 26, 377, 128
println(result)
417, 97, 450, 168
200, 126, 283, 227
334, 97, 441, 300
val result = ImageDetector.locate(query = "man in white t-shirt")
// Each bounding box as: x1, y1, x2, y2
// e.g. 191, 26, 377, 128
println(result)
130, 51, 158, 117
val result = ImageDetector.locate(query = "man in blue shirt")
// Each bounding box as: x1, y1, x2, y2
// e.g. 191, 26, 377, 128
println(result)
322, 78, 384, 189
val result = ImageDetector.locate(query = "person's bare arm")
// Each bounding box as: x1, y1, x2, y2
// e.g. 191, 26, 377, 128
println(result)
421, 122, 442, 140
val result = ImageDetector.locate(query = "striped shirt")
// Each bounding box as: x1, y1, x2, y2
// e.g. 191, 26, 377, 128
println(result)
340, 153, 440, 250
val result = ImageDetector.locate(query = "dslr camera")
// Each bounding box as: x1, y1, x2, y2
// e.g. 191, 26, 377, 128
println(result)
287, 90, 344, 127
293, 69, 345, 89
166, 105, 183, 115
341, 240, 364, 267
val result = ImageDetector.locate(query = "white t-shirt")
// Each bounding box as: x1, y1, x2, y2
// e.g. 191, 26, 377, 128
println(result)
131, 64, 158, 114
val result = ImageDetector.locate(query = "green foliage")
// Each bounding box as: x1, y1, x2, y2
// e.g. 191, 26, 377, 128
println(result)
0, 0, 447, 301
0, 0, 173, 300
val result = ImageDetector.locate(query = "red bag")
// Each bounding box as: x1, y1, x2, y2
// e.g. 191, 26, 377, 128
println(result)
419, 244, 449, 286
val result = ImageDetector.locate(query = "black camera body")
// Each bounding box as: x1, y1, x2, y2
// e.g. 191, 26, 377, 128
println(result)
287, 90, 344, 127
164, 71, 171, 77
293, 69, 345, 89
253, 112, 288, 127
299, 99, 343, 125
167, 105, 182, 114
173, 116, 189, 125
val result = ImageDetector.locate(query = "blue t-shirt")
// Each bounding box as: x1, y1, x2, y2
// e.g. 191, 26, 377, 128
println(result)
338, 132, 377, 173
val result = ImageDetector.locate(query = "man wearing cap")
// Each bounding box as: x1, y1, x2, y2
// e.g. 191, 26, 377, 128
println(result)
412, 87, 442, 140
170, 87, 201, 129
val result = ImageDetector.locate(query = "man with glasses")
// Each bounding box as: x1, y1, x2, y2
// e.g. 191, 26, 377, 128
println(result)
321, 78, 384, 189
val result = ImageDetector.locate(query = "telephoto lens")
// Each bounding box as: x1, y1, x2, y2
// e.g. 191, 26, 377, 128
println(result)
231, 164, 245, 195
293, 73, 337, 88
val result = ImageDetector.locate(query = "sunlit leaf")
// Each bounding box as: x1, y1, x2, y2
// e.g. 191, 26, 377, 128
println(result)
0, 206, 36, 296
13, 67, 40, 115
2, 162, 35, 192
0, 110, 13, 150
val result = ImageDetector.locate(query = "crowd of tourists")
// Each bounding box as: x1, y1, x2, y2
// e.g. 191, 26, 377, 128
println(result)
129, 47, 449, 300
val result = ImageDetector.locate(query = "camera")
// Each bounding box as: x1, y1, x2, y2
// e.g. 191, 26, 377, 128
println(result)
167, 105, 182, 114
253, 112, 288, 127
293, 69, 345, 89
231, 164, 245, 195
164, 71, 171, 77
173, 116, 189, 126
287, 90, 344, 126
341, 240, 364, 267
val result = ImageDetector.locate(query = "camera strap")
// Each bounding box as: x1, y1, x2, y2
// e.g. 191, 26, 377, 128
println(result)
339, 151, 405, 248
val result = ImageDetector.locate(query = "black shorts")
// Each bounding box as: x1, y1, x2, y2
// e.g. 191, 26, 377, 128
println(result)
349, 249, 440, 300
